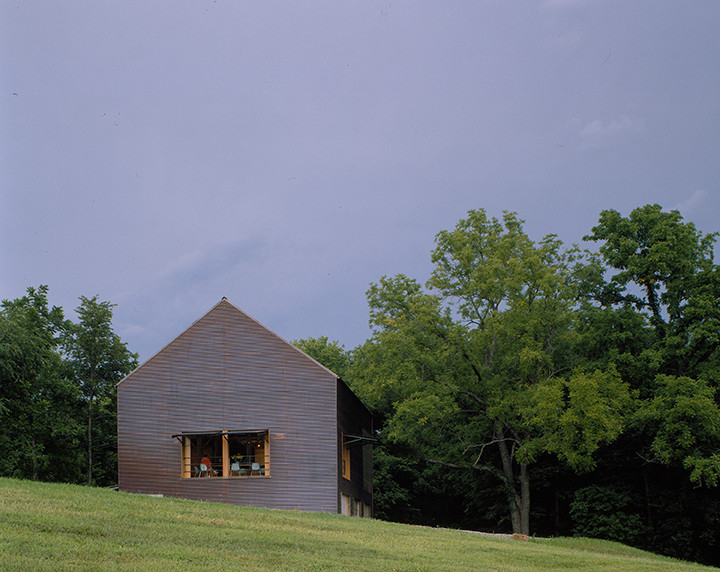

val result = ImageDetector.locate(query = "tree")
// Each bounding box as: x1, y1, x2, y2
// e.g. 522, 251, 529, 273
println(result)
585, 205, 720, 486
585, 203, 718, 352
0, 286, 83, 482
574, 205, 720, 564
293, 336, 351, 379
364, 210, 630, 534
64, 296, 137, 485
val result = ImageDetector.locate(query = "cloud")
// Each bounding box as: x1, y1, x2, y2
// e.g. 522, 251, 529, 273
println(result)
156, 238, 268, 294
580, 115, 644, 148
542, 0, 594, 9
674, 189, 709, 215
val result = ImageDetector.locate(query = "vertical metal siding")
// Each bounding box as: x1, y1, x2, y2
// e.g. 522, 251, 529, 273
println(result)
117, 300, 342, 512
336, 381, 374, 512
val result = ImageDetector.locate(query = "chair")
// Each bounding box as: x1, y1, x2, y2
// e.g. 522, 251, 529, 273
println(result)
230, 462, 240, 476
251, 462, 260, 475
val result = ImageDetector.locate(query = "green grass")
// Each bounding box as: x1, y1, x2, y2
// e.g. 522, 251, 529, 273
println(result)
0, 478, 714, 571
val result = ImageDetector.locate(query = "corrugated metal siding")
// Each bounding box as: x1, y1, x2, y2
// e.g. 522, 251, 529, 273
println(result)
337, 381, 373, 512
117, 300, 341, 512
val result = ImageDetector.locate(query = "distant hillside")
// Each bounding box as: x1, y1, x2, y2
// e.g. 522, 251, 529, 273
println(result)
0, 478, 713, 571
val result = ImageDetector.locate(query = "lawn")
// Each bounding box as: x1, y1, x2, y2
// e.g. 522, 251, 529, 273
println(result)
0, 478, 714, 571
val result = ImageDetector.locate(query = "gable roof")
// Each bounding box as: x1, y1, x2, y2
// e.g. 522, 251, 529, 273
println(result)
117, 297, 340, 386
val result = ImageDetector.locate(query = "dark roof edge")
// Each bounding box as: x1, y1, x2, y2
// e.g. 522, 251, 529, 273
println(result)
171, 429, 268, 439
337, 377, 374, 418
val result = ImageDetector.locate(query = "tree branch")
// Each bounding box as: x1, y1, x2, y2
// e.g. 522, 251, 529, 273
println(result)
426, 457, 507, 485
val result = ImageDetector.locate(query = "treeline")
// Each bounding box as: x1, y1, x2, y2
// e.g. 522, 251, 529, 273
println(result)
3, 204, 719, 565
0, 287, 137, 486
297, 204, 720, 566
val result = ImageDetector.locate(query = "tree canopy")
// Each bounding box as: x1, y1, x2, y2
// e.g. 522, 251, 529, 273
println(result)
336, 204, 720, 564
0, 287, 136, 486
355, 210, 633, 534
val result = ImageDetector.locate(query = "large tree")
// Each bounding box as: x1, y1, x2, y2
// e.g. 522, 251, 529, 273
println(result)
0, 286, 83, 482
363, 210, 630, 534
585, 204, 720, 487
585, 204, 718, 347
63, 296, 137, 485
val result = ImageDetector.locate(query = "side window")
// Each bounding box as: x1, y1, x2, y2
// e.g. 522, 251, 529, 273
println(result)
341, 433, 351, 481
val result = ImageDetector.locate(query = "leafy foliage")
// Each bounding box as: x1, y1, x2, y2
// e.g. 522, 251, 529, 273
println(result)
346, 205, 720, 564
634, 375, 720, 486
358, 210, 632, 535
0, 287, 136, 486
0, 287, 84, 482
570, 485, 647, 544
293, 336, 351, 379
64, 296, 137, 485
525, 367, 631, 471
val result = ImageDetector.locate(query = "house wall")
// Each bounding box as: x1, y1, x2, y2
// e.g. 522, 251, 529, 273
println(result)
117, 300, 340, 512
337, 380, 373, 514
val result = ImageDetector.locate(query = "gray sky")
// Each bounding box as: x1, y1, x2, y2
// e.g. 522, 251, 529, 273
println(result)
3, 1, 719, 362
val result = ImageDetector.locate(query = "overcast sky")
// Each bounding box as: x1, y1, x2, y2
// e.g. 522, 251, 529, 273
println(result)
3, 1, 719, 363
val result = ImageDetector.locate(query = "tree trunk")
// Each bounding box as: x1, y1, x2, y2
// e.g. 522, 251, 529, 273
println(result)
496, 425, 531, 535
87, 396, 93, 486
643, 466, 653, 529
645, 281, 665, 339
519, 462, 530, 535
554, 482, 560, 534
31, 435, 38, 481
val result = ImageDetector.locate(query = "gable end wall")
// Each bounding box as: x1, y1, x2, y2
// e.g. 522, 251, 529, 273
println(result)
118, 300, 339, 512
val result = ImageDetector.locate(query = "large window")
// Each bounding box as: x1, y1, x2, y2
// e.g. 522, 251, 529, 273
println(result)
178, 430, 269, 478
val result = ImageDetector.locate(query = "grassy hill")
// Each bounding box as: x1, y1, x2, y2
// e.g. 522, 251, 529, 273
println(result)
0, 478, 714, 571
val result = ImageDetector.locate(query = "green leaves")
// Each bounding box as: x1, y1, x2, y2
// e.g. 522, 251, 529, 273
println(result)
635, 375, 720, 485
525, 368, 632, 472
684, 454, 720, 488
430, 210, 531, 319
359, 203, 720, 542
429, 210, 576, 329
570, 485, 647, 544
583, 205, 720, 492
1, 287, 137, 486
386, 393, 460, 450
585, 204, 718, 334
64, 296, 137, 400
0, 286, 83, 482
293, 336, 351, 379
63, 295, 137, 485
363, 209, 619, 534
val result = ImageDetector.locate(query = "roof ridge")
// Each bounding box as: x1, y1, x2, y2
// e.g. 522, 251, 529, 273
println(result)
117, 298, 339, 385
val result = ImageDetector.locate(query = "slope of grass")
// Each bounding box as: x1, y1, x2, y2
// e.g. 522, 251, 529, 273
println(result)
0, 478, 714, 571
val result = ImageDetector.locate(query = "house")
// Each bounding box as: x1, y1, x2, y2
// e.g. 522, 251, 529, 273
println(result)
117, 298, 373, 516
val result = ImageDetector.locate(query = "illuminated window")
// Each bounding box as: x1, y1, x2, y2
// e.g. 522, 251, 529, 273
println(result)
178, 430, 269, 478
341, 432, 350, 480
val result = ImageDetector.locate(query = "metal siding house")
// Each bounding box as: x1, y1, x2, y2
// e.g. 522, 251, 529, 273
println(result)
117, 298, 373, 515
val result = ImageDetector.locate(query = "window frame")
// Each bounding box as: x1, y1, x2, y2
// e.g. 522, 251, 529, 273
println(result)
176, 430, 270, 479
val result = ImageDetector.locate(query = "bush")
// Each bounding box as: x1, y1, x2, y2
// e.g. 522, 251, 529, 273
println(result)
570, 485, 647, 544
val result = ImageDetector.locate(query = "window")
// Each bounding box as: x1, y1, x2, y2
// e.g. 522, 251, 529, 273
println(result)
340, 493, 371, 518
341, 432, 351, 480
178, 430, 269, 478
